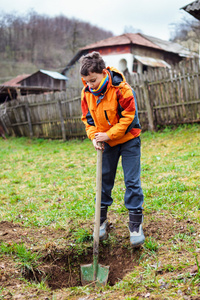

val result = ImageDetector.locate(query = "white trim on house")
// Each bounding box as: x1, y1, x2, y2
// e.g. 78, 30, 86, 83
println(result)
101, 53, 134, 74
101, 53, 171, 74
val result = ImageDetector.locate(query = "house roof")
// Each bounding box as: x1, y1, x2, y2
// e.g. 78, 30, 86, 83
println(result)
2, 74, 30, 87
140, 34, 195, 57
81, 33, 162, 51
84, 32, 194, 57
181, 0, 200, 20
62, 32, 195, 74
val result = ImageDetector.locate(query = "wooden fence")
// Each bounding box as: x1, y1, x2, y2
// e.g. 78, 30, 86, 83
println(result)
129, 58, 200, 131
0, 88, 85, 141
0, 59, 200, 140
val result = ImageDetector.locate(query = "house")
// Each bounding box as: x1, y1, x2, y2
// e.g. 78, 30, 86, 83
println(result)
0, 70, 68, 103
181, 0, 200, 20
62, 33, 196, 77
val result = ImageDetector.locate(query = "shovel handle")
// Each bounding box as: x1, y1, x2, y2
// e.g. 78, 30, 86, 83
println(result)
93, 142, 102, 278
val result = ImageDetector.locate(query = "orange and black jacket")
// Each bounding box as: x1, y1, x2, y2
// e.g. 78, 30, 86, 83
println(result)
81, 67, 141, 147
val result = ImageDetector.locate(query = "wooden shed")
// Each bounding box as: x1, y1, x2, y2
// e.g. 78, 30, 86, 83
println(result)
19, 69, 68, 91
0, 70, 68, 103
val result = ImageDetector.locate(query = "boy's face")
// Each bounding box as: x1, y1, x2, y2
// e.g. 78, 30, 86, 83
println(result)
82, 70, 106, 90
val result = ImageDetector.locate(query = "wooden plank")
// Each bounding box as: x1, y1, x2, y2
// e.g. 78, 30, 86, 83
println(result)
135, 73, 148, 130
57, 98, 66, 141
25, 103, 33, 138
156, 69, 165, 124
172, 68, 180, 123
0, 115, 9, 134
154, 99, 200, 108
142, 79, 155, 131
164, 68, 173, 124
11, 121, 29, 126
13, 106, 24, 136
1, 107, 15, 136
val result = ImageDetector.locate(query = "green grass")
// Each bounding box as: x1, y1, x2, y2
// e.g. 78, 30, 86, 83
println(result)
0, 125, 199, 228
0, 138, 96, 229
0, 123, 200, 298
140, 125, 200, 218
0, 242, 42, 282
144, 237, 159, 252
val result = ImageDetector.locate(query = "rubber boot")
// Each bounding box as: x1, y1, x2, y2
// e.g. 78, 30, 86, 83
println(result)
99, 206, 108, 240
129, 209, 145, 247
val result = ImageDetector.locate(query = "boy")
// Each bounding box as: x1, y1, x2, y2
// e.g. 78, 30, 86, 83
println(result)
80, 51, 145, 247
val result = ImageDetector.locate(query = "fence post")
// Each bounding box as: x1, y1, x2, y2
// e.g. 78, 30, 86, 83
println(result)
143, 81, 155, 131
25, 103, 33, 138
1, 107, 14, 136
0, 115, 9, 135
57, 98, 66, 142
13, 105, 24, 136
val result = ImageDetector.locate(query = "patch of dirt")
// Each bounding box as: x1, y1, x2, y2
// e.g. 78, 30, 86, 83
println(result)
34, 245, 139, 289
0, 221, 140, 289
0, 220, 65, 248
0, 213, 199, 299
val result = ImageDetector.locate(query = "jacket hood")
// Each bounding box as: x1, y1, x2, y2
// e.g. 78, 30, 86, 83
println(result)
107, 66, 126, 86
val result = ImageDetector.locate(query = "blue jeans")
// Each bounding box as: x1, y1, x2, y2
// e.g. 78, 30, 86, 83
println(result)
101, 137, 144, 210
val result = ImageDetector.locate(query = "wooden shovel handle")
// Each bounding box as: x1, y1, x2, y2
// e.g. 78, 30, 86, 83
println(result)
93, 142, 102, 255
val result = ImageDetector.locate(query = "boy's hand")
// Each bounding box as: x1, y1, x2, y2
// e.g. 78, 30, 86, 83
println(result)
92, 138, 105, 151
95, 132, 110, 142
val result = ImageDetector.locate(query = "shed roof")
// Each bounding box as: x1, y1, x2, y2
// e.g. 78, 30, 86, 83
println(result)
39, 69, 68, 80
18, 70, 68, 84
2, 74, 30, 87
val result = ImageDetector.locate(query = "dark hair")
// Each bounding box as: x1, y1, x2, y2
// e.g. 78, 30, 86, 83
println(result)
80, 51, 106, 76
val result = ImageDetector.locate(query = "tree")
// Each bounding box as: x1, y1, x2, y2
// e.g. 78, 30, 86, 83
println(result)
123, 25, 142, 34
170, 18, 200, 54
0, 11, 113, 75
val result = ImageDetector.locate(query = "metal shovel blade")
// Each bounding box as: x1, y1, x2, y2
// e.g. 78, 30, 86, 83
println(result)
81, 263, 109, 286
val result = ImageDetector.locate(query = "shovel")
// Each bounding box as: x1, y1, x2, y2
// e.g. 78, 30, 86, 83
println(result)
81, 142, 109, 286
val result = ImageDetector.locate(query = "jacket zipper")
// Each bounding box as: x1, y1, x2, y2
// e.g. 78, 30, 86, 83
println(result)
104, 111, 111, 125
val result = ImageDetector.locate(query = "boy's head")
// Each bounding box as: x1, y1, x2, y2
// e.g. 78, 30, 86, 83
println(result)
80, 52, 107, 90
80, 51, 106, 76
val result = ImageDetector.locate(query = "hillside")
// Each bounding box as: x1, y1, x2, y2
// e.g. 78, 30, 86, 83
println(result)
0, 11, 113, 84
